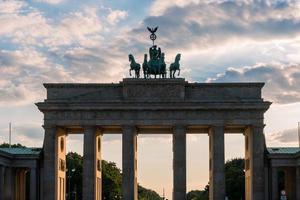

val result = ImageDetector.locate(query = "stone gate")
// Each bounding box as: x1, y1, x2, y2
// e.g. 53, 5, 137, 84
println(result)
36, 78, 271, 200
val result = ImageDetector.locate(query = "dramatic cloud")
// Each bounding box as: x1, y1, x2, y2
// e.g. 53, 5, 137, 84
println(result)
207, 63, 300, 104
0, 2, 127, 106
0, 48, 73, 106
1, 0, 300, 107
134, 0, 300, 51
0, 1, 104, 47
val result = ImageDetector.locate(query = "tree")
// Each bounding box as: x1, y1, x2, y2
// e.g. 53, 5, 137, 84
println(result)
66, 152, 83, 200
0, 143, 26, 148
102, 160, 122, 199
186, 185, 209, 200
65, 151, 162, 200
138, 185, 163, 200
225, 158, 245, 200
187, 158, 245, 200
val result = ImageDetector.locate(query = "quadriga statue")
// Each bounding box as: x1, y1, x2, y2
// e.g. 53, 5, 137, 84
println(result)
128, 26, 181, 79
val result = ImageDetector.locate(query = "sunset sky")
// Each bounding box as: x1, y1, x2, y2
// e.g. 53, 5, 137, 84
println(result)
1, 0, 300, 198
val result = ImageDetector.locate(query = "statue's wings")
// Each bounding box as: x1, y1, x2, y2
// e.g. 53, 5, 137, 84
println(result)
153, 27, 158, 32
147, 27, 152, 33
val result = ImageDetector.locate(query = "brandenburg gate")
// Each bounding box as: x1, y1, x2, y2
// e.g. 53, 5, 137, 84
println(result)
36, 27, 271, 200
36, 78, 271, 200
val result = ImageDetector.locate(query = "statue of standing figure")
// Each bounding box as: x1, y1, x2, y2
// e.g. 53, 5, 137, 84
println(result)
146, 45, 166, 78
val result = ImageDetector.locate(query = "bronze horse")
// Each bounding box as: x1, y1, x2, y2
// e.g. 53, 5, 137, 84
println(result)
129, 54, 140, 78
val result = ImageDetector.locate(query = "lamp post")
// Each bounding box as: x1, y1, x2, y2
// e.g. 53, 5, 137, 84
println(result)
298, 122, 300, 148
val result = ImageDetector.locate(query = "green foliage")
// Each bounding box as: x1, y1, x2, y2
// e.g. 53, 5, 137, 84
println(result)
225, 158, 245, 200
65, 152, 162, 200
186, 185, 209, 200
187, 158, 245, 200
66, 152, 83, 200
138, 185, 163, 200
102, 160, 122, 199
0, 143, 26, 148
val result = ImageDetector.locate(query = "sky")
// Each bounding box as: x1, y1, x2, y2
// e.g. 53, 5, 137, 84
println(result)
0, 0, 300, 198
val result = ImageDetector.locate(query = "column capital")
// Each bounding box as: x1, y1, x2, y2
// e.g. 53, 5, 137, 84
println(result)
83, 125, 97, 130
246, 124, 265, 129
209, 123, 225, 128
173, 125, 187, 133
209, 124, 225, 136
121, 125, 137, 133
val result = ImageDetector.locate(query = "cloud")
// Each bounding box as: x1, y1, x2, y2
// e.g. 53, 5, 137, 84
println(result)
0, 48, 73, 106
107, 9, 128, 25
33, 0, 64, 4
0, 123, 44, 147
269, 127, 299, 144
132, 0, 300, 51
0, 2, 103, 47
44, 7, 103, 47
0, 2, 127, 107
1, 0, 300, 108
0, 0, 25, 14
206, 63, 300, 104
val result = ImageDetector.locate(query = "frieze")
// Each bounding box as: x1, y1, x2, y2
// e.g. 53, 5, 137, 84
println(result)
45, 109, 264, 122
42, 79, 266, 103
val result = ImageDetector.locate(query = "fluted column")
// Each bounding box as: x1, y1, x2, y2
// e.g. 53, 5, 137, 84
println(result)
209, 125, 225, 200
30, 168, 37, 200
83, 126, 102, 200
122, 125, 138, 200
271, 167, 279, 200
43, 125, 57, 200
245, 125, 265, 200
173, 125, 186, 200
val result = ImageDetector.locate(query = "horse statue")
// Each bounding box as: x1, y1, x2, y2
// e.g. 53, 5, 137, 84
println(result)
142, 54, 149, 78
169, 53, 181, 78
128, 54, 140, 78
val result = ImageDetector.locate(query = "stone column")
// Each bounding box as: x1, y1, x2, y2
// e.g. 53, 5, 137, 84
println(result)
209, 125, 225, 200
271, 167, 279, 200
95, 129, 102, 200
18, 170, 26, 200
122, 125, 138, 200
30, 168, 37, 200
296, 167, 300, 200
173, 125, 186, 200
245, 125, 265, 200
0, 166, 5, 200
83, 126, 102, 200
285, 167, 296, 200
4, 167, 13, 200
43, 125, 57, 200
